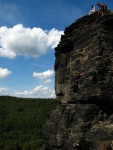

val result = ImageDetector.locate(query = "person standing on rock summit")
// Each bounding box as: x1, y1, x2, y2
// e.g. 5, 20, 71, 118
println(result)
89, 5, 96, 15
97, 3, 107, 15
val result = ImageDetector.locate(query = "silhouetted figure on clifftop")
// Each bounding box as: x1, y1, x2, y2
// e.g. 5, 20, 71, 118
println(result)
97, 3, 107, 15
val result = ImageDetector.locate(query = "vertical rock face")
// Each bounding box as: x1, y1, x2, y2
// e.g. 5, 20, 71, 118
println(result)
43, 11, 113, 150
55, 11, 113, 104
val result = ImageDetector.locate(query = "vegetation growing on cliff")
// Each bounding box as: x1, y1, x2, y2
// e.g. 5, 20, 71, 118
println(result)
0, 96, 59, 149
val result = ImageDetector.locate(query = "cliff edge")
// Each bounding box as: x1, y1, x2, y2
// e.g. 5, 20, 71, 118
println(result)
43, 11, 113, 150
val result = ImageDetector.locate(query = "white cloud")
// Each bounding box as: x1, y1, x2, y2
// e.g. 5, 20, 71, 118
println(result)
47, 28, 63, 49
0, 68, 12, 78
33, 70, 54, 80
0, 24, 64, 58
43, 79, 52, 84
0, 87, 6, 95
0, 48, 16, 58
13, 85, 55, 98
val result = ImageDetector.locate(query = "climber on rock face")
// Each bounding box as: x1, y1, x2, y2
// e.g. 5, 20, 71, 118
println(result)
75, 71, 83, 89
89, 5, 96, 15
97, 3, 107, 15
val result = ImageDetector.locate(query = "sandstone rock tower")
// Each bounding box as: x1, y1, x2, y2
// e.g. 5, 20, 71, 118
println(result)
43, 11, 113, 150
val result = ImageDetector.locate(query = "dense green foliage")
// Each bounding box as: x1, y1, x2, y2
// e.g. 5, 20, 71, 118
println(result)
0, 96, 59, 150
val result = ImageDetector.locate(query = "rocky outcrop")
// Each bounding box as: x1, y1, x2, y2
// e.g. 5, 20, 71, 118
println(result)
55, 11, 113, 104
43, 11, 113, 150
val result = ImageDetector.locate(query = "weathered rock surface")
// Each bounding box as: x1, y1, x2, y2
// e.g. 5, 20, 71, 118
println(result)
43, 11, 113, 150
55, 11, 113, 104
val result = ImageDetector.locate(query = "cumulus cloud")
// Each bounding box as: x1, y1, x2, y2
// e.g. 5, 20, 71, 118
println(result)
0, 24, 64, 58
47, 28, 63, 49
33, 70, 54, 81
0, 87, 6, 95
0, 68, 12, 78
43, 79, 52, 84
13, 85, 55, 98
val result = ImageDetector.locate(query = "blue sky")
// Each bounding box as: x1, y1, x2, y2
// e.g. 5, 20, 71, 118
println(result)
0, 0, 113, 98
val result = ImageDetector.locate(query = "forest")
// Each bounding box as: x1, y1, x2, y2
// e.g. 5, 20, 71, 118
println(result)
0, 96, 59, 150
